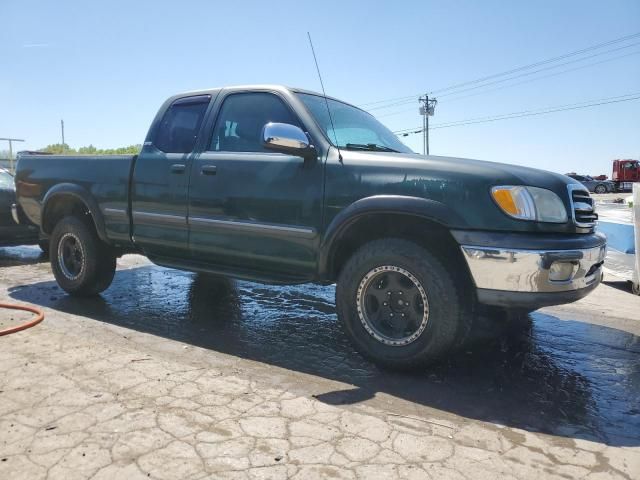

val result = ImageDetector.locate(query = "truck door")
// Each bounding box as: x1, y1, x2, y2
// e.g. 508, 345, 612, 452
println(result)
131, 95, 211, 258
187, 91, 323, 278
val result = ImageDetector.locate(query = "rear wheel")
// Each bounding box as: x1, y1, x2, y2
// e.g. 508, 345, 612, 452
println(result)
336, 238, 469, 369
50, 216, 116, 296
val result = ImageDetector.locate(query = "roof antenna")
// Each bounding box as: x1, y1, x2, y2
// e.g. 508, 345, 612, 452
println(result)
307, 32, 343, 163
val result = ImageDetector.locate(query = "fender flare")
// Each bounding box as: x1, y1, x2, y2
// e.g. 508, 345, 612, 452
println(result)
41, 183, 109, 243
318, 195, 466, 278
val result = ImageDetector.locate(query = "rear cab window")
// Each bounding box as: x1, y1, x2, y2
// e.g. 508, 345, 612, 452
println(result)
154, 95, 211, 153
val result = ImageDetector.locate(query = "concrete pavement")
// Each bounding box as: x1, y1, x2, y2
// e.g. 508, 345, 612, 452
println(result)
1, 248, 639, 479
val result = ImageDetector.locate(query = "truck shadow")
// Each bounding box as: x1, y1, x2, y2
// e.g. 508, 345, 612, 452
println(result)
8, 264, 640, 448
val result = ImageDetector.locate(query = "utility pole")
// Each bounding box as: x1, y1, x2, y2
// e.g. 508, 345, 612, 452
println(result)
61, 119, 65, 148
0, 137, 25, 173
419, 94, 437, 155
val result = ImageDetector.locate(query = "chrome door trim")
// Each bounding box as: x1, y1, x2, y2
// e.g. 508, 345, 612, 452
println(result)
104, 207, 128, 218
189, 216, 317, 239
132, 210, 186, 226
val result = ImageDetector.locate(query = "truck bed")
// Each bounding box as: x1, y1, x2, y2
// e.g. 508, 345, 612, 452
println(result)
15, 154, 136, 247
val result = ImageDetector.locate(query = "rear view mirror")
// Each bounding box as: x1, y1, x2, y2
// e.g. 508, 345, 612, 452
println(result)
262, 123, 313, 156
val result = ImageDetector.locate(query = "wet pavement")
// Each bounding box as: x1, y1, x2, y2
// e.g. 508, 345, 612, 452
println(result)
1, 246, 639, 479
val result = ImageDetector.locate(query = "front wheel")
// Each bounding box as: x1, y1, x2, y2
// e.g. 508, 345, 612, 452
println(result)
336, 238, 469, 369
50, 216, 116, 296
594, 184, 607, 194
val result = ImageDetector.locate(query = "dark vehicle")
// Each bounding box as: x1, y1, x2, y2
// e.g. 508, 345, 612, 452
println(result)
15, 85, 606, 368
612, 159, 640, 192
566, 173, 615, 194
0, 167, 45, 250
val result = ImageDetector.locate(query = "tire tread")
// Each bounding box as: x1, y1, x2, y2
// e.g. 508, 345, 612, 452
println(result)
336, 238, 470, 369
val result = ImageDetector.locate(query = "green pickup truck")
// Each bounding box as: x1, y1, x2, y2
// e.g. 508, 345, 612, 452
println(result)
15, 85, 606, 368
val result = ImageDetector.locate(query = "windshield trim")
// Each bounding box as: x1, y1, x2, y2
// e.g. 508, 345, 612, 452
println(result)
291, 89, 367, 114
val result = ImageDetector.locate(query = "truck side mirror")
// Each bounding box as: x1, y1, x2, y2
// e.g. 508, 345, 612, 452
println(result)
262, 123, 315, 160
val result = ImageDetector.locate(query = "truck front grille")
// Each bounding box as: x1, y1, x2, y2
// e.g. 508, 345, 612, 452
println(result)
569, 186, 598, 230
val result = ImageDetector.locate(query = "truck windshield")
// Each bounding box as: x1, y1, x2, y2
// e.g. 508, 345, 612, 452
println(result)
297, 93, 414, 154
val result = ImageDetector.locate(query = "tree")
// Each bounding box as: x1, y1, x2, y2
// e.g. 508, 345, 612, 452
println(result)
77, 145, 98, 155
39, 143, 72, 154
38, 144, 141, 155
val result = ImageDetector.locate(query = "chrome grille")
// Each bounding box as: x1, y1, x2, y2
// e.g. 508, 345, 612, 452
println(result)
569, 186, 597, 230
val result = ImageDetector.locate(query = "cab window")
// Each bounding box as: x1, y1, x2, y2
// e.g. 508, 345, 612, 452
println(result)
210, 93, 300, 152
154, 96, 210, 153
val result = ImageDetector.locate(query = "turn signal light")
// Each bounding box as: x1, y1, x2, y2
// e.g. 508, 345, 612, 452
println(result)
491, 185, 568, 223
491, 186, 536, 220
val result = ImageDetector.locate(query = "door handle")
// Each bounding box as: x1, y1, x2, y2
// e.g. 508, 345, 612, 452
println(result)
201, 165, 217, 175
170, 163, 186, 174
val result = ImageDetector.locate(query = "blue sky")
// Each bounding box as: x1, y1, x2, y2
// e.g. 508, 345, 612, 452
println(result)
1, 0, 638, 175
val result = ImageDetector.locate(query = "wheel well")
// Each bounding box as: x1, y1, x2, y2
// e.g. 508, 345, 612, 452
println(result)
42, 195, 94, 235
328, 214, 473, 292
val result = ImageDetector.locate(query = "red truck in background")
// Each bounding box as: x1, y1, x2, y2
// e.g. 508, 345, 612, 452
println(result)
612, 159, 640, 192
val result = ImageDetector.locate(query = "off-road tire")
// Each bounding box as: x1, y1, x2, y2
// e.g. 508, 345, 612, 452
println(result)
336, 238, 469, 369
50, 216, 116, 296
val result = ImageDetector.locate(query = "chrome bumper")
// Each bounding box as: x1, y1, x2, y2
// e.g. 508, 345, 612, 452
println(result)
461, 244, 606, 294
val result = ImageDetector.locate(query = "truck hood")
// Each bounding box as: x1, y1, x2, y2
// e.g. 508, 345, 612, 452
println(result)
396, 152, 575, 189
332, 150, 584, 233
341, 150, 580, 193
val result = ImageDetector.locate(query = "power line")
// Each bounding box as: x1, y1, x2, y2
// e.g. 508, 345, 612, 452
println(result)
369, 40, 640, 111
397, 95, 640, 134
431, 33, 640, 95
393, 93, 640, 135
442, 49, 640, 103
434, 94, 640, 127
435, 41, 640, 99
376, 49, 640, 118
367, 97, 421, 111
360, 31, 640, 109
392, 91, 640, 130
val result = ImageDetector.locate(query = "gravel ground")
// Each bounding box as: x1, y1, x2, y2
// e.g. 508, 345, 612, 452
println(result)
0, 247, 639, 479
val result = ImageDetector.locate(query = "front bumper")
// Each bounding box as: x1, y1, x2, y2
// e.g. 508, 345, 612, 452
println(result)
455, 231, 606, 309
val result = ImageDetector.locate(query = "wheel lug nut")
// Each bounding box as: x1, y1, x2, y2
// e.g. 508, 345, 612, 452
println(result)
387, 291, 392, 295
390, 313, 394, 317
383, 302, 388, 306
399, 291, 403, 295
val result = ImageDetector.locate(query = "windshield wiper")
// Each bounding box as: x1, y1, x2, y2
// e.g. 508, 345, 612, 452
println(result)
343, 143, 399, 153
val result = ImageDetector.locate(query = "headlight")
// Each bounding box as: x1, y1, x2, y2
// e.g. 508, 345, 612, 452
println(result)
491, 186, 568, 223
